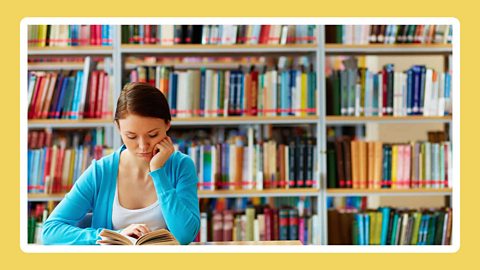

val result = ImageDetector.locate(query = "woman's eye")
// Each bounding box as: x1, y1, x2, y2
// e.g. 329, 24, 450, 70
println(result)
149, 134, 158, 138
127, 136, 136, 140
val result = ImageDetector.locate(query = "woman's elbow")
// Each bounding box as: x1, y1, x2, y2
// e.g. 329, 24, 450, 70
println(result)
176, 218, 200, 245
177, 231, 197, 245
41, 220, 56, 245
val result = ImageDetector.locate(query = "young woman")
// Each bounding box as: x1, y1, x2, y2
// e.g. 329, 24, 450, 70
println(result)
42, 82, 200, 245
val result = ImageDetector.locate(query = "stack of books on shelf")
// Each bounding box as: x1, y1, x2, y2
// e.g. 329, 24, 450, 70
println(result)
121, 25, 317, 45
326, 59, 452, 117
171, 127, 318, 191
328, 207, 453, 245
27, 129, 112, 194
28, 201, 58, 244
28, 57, 113, 120
195, 197, 318, 244
325, 25, 452, 45
326, 131, 452, 190
28, 25, 113, 47
128, 62, 317, 118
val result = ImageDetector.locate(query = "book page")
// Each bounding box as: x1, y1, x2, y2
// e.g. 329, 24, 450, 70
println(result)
98, 229, 136, 245
136, 229, 177, 245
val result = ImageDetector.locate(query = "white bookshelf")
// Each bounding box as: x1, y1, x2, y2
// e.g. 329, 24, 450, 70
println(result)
27, 24, 454, 245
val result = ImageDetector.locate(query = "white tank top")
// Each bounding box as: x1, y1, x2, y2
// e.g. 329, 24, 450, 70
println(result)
112, 185, 166, 231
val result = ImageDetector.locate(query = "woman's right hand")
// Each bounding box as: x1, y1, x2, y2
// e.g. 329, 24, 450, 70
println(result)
120, 224, 151, 239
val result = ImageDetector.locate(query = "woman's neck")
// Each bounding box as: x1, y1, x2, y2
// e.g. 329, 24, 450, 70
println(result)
121, 150, 151, 180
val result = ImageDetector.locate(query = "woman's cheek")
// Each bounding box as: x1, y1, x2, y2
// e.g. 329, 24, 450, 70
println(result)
154, 135, 167, 146
123, 137, 136, 148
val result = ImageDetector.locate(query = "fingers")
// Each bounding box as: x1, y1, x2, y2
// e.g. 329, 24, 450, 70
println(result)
134, 224, 151, 236
154, 139, 173, 155
159, 140, 170, 149
139, 224, 151, 234
131, 229, 142, 239
153, 143, 161, 155
124, 224, 151, 239
160, 136, 174, 151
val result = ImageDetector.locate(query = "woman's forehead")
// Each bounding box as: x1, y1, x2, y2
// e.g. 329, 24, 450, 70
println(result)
118, 114, 167, 131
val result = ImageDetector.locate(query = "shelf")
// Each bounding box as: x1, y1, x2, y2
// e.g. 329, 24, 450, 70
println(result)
125, 61, 259, 70
28, 46, 114, 56
325, 44, 452, 55
27, 116, 451, 128
325, 115, 452, 125
326, 188, 452, 197
28, 193, 67, 202
28, 62, 106, 71
31, 188, 451, 200
198, 188, 319, 198
120, 44, 318, 55
28, 119, 114, 129
28, 188, 320, 201
28, 62, 84, 70
171, 116, 319, 126
28, 117, 318, 128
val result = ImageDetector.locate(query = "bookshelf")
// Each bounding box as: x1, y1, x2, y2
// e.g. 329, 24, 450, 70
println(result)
28, 193, 67, 202
170, 116, 319, 126
325, 44, 452, 55
322, 25, 454, 245
28, 119, 115, 129
120, 44, 318, 54
27, 24, 454, 246
29, 188, 321, 202
326, 188, 452, 197
325, 116, 452, 125
28, 46, 114, 56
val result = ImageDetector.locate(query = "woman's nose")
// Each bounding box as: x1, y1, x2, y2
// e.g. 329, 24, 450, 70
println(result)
138, 137, 150, 151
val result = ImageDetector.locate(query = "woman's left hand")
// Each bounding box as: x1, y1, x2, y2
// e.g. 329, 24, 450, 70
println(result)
150, 136, 175, 172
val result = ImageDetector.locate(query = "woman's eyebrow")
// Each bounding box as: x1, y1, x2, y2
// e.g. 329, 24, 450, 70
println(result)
125, 128, 160, 134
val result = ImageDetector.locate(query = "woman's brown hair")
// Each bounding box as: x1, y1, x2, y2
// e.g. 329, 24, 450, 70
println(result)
114, 82, 171, 125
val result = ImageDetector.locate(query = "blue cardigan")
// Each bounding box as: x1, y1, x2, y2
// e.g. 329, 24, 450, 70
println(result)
42, 145, 200, 245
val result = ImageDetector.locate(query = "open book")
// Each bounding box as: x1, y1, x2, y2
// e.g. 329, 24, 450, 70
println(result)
97, 229, 179, 245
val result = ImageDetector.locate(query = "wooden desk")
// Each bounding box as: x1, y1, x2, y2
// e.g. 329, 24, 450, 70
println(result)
190, 240, 302, 245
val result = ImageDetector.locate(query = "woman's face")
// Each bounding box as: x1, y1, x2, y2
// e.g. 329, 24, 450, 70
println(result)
117, 114, 171, 162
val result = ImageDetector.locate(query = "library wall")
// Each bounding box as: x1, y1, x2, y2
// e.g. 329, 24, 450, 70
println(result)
366, 55, 448, 209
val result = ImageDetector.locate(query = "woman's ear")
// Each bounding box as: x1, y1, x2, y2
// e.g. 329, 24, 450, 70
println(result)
165, 121, 171, 132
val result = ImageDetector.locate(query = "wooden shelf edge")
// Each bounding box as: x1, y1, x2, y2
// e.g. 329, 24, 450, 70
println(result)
327, 188, 452, 194
172, 116, 319, 121
121, 44, 317, 49
326, 116, 452, 121
28, 46, 113, 51
199, 188, 319, 194
28, 188, 320, 201
325, 44, 452, 49
325, 116, 453, 125
28, 119, 114, 124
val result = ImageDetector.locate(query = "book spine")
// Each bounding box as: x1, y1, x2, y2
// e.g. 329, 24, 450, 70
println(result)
279, 208, 289, 240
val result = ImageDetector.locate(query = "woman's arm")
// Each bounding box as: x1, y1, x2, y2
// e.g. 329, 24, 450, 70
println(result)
149, 155, 200, 245
42, 159, 103, 245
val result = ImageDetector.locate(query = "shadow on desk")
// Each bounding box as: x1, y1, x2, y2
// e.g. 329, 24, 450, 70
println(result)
190, 240, 302, 245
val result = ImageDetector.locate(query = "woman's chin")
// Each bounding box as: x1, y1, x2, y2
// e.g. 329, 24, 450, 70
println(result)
136, 154, 152, 161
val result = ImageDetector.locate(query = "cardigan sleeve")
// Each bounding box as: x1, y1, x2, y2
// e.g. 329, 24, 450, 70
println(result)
42, 159, 104, 245
149, 155, 200, 245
